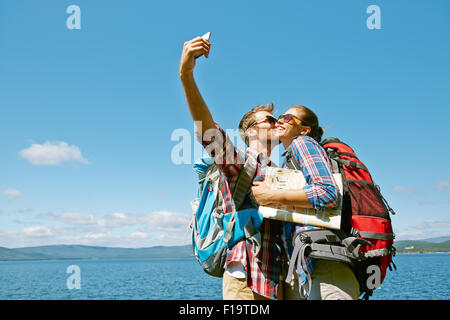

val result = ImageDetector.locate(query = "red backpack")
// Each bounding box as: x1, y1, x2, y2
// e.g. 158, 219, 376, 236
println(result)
285, 137, 396, 300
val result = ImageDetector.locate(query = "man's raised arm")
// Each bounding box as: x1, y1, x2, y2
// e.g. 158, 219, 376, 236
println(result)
179, 37, 215, 135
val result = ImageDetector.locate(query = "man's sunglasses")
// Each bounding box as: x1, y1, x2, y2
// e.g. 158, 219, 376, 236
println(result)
277, 114, 302, 125
250, 115, 278, 127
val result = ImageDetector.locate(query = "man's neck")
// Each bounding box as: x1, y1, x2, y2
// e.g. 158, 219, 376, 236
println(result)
248, 140, 272, 159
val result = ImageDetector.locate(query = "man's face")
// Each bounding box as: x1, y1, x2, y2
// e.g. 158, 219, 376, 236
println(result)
248, 111, 278, 144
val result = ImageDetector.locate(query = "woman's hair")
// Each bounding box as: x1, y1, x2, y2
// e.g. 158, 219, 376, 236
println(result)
291, 105, 324, 142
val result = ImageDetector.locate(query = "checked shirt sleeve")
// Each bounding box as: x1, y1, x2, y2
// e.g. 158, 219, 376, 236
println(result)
196, 123, 245, 181
291, 136, 338, 210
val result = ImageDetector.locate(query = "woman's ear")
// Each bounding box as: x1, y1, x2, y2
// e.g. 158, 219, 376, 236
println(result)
300, 126, 311, 136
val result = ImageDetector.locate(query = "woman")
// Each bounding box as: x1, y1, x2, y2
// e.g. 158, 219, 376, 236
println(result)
251, 105, 360, 300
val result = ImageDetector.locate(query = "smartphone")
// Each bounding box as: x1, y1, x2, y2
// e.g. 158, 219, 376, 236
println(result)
202, 32, 211, 41
195, 32, 211, 59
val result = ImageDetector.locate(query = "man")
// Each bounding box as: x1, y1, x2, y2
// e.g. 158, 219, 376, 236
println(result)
179, 36, 285, 300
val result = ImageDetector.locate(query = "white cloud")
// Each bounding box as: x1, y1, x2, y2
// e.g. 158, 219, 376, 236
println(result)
140, 211, 190, 233
52, 212, 136, 229
22, 225, 53, 237
395, 219, 450, 240
395, 230, 450, 241
84, 232, 108, 240
56, 212, 97, 225
130, 231, 149, 239
151, 230, 191, 246
413, 220, 450, 230
393, 185, 419, 195
0, 188, 23, 200
434, 180, 450, 193
0, 210, 192, 248
19, 141, 89, 166
98, 213, 136, 228
51, 210, 190, 233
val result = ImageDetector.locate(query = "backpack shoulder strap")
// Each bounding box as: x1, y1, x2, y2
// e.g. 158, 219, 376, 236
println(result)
321, 137, 342, 146
223, 155, 258, 245
232, 155, 258, 210
285, 147, 301, 171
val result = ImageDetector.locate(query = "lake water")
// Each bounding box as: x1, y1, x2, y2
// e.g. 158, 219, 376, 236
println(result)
0, 253, 448, 300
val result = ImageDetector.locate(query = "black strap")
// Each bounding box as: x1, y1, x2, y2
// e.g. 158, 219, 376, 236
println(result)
337, 152, 360, 160
285, 148, 301, 171
232, 155, 257, 210
334, 158, 369, 172
358, 231, 394, 241
321, 137, 353, 150
321, 137, 342, 145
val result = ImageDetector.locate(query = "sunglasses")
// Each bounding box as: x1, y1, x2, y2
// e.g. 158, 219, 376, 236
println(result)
277, 114, 302, 125
250, 115, 277, 128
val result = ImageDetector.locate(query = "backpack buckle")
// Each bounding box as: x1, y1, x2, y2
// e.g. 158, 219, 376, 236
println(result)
350, 227, 360, 237
299, 233, 312, 244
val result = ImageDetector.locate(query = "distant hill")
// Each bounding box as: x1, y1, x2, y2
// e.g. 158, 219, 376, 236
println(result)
1, 236, 449, 261
394, 240, 450, 253
421, 236, 450, 243
0, 247, 45, 260
0, 245, 193, 261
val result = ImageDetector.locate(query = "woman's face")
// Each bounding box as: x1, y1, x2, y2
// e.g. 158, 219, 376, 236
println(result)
275, 107, 310, 142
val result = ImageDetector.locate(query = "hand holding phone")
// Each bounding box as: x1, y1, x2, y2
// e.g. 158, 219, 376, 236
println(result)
202, 32, 211, 41
194, 32, 211, 59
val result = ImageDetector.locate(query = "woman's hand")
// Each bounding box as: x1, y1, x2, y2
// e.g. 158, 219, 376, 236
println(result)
179, 37, 211, 79
251, 181, 314, 208
251, 181, 277, 206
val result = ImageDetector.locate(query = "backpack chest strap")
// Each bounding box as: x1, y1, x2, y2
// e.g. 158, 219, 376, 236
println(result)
223, 155, 258, 245
232, 155, 258, 210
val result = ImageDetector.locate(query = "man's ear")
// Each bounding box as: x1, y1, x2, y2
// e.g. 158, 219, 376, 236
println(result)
246, 127, 257, 141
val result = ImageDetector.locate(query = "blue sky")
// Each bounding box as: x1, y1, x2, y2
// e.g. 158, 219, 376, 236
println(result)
0, 0, 449, 248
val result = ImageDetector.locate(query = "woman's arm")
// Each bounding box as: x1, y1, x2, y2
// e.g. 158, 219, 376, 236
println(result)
252, 136, 338, 209
251, 181, 313, 208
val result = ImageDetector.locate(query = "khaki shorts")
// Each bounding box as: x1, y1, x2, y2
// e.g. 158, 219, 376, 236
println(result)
223, 261, 359, 300
222, 272, 272, 300
281, 272, 305, 300
309, 260, 360, 300
222, 271, 304, 300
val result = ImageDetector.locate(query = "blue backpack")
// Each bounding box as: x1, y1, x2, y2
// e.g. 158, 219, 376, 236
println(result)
190, 156, 264, 277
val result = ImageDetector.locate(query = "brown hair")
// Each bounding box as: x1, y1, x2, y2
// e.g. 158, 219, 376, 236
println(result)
291, 105, 324, 142
239, 102, 274, 146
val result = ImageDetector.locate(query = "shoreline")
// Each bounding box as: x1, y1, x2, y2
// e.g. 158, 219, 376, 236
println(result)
1, 252, 449, 262
397, 251, 450, 255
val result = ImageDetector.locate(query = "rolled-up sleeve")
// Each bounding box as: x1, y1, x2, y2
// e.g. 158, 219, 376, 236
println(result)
291, 136, 338, 210
196, 123, 245, 181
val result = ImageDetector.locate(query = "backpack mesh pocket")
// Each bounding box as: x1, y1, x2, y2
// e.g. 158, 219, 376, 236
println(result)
347, 179, 389, 219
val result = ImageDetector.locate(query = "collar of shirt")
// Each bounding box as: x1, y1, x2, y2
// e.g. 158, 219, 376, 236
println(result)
246, 147, 270, 166
245, 147, 273, 179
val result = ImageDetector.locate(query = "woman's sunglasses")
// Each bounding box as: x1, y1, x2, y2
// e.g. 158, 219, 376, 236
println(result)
277, 114, 302, 125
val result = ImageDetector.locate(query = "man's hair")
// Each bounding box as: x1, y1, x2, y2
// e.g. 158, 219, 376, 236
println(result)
238, 102, 274, 146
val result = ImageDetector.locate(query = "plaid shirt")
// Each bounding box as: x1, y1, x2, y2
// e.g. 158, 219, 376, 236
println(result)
282, 135, 338, 285
199, 124, 283, 300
